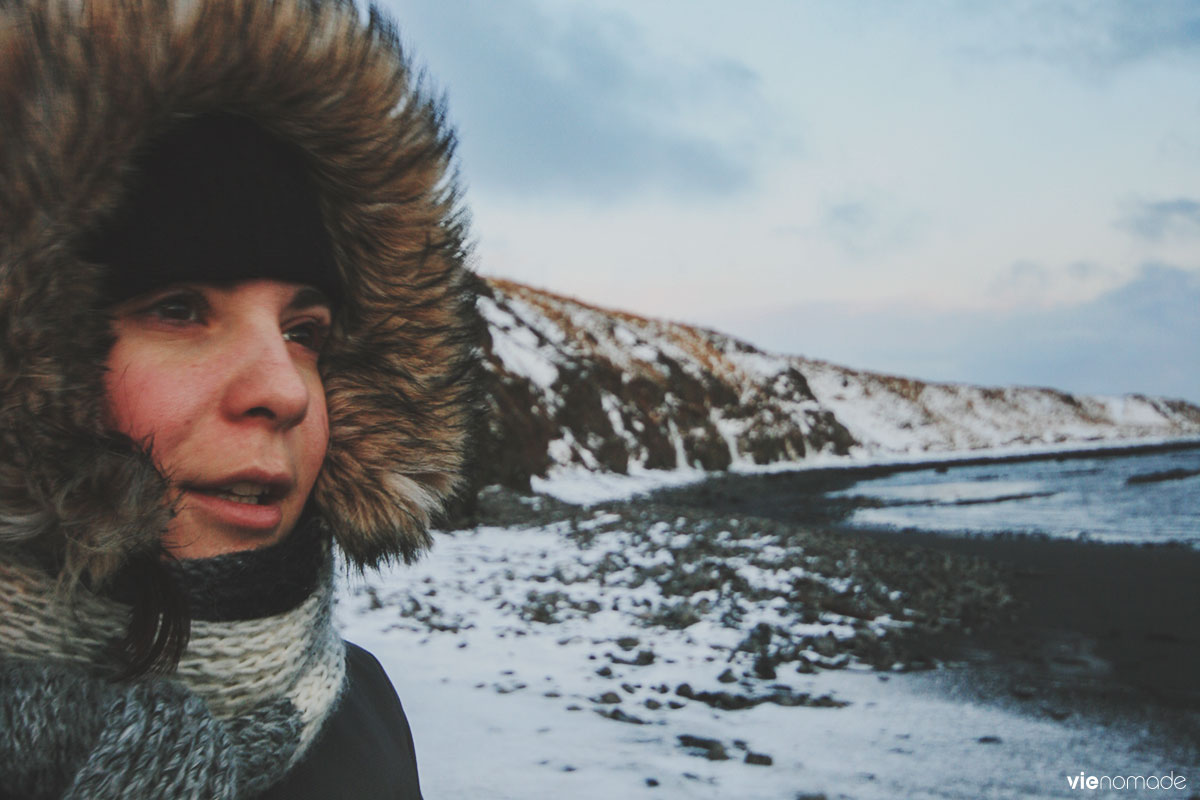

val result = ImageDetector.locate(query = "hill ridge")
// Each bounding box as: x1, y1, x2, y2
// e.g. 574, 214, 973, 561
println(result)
472, 277, 1200, 491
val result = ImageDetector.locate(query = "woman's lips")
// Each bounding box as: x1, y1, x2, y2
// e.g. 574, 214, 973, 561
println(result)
181, 487, 285, 531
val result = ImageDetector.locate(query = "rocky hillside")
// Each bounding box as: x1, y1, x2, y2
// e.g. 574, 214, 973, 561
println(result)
472, 277, 1200, 491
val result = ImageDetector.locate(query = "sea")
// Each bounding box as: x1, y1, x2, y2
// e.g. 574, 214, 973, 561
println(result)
830, 443, 1200, 547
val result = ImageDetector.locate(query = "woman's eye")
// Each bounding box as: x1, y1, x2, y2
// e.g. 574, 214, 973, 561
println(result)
145, 292, 205, 323
283, 321, 329, 353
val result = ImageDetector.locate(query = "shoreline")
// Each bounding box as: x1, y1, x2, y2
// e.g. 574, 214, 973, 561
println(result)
532, 435, 1200, 507
637, 460, 1200, 726
732, 435, 1200, 484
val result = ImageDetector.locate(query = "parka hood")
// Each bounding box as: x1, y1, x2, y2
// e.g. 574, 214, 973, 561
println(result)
0, 0, 479, 583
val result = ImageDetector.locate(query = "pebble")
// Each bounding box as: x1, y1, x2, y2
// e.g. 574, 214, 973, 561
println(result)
678, 734, 728, 761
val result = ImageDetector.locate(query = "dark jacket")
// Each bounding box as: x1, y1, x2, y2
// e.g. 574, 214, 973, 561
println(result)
265, 643, 424, 800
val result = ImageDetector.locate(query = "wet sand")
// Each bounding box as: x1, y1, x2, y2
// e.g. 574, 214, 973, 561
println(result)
855, 528, 1200, 707
642, 452, 1200, 750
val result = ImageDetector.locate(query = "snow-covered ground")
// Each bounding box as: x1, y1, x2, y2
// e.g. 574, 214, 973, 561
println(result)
336, 518, 1197, 799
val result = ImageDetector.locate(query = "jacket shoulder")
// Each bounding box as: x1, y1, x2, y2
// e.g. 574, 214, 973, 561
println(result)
260, 641, 423, 799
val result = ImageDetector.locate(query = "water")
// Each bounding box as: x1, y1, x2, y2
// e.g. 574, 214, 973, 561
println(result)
831, 446, 1200, 546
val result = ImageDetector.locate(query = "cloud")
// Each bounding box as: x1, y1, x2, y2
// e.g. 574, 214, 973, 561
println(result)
712, 265, 1200, 403
1117, 198, 1200, 241
988, 260, 1051, 297
820, 198, 921, 259
384, 0, 766, 201
986, 264, 1200, 401
957, 1, 1200, 73
986, 260, 1115, 308
1082, 3, 1200, 65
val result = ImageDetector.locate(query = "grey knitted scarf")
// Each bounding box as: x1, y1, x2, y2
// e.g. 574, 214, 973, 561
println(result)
0, 522, 346, 798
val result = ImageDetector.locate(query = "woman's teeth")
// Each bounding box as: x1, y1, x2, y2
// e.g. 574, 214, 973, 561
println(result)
205, 482, 269, 504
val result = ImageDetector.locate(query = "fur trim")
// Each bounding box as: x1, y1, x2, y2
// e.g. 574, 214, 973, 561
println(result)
0, 0, 480, 579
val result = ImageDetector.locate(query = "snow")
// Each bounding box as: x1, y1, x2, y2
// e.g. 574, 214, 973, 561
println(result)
531, 465, 705, 505
727, 350, 790, 381
488, 326, 560, 391
797, 357, 1200, 459
337, 522, 1197, 799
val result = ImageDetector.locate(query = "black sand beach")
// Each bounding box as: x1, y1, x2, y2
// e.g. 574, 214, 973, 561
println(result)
858, 528, 1200, 707
640, 447, 1200, 752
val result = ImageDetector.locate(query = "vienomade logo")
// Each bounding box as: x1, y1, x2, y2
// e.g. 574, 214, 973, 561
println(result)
1066, 771, 1187, 791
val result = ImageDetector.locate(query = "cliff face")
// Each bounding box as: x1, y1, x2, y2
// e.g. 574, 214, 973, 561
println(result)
472, 277, 1200, 491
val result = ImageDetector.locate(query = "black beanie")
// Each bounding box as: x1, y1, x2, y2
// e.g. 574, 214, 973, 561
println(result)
84, 114, 340, 306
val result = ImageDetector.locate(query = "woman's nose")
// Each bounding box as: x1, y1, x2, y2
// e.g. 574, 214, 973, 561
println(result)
221, 328, 311, 428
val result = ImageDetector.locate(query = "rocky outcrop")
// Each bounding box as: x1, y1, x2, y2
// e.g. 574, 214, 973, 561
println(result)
471, 277, 1200, 492
475, 278, 856, 490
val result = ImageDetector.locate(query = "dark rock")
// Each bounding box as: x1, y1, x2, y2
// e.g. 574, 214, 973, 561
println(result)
807, 693, 849, 709
597, 707, 647, 724
610, 649, 655, 666
745, 752, 773, 766
717, 668, 738, 683
677, 685, 849, 711
977, 736, 1002, 745
595, 691, 622, 704
494, 682, 526, 694
678, 734, 729, 761
645, 778, 659, 788
753, 652, 778, 680
678, 688, 755, 711
814, 633, 840, 658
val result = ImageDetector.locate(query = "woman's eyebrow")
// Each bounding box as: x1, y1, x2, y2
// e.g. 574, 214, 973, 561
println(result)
287, 287, 332, 312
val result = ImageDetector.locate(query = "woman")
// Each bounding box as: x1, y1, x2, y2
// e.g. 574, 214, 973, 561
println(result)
0, 1, 477, 797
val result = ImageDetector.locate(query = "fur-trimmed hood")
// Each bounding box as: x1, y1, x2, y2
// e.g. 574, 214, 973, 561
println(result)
0, 0, 479, 583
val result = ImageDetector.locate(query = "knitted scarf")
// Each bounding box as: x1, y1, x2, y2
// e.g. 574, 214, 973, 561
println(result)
0, 522, 346, 799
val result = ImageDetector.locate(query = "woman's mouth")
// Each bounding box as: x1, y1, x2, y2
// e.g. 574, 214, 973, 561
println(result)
178, 476, 291, 532
198, 481, 275, 505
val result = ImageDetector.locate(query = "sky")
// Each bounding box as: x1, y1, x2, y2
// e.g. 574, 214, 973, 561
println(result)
377, 0, 1200, 403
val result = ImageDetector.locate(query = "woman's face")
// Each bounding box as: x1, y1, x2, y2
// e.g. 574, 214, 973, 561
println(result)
105, 280, 331, 559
